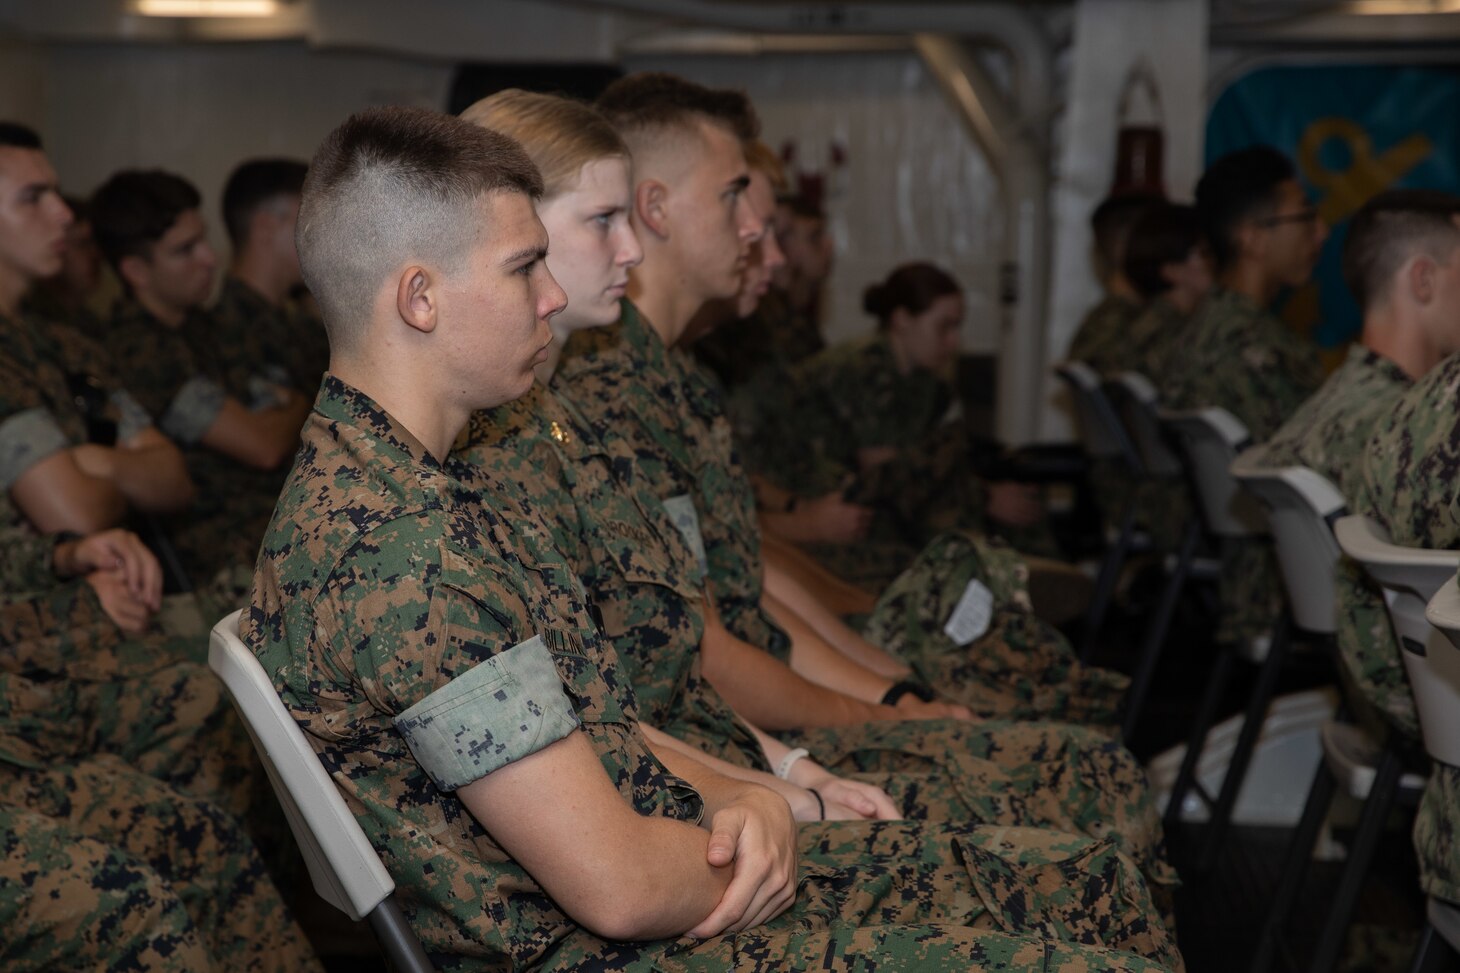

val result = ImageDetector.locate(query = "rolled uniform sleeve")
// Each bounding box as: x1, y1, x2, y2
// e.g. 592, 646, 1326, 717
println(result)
159, 376, 227, 445
395, 634, 579, 791
108, 390, 154, 443
0, 408, 71, 490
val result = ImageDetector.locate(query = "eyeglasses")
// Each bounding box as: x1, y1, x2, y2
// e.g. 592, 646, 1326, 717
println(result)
1253, 208, 1319, 228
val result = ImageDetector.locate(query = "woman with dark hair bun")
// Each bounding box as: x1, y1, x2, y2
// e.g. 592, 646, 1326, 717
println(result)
781, 262, 1054, 591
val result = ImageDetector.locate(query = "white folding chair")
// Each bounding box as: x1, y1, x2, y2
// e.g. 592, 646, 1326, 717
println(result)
1240, 469, 1424, 973
208, 610, 435, 972
1310, 518, 1459, 973
1406, 577, 1460, 972
1102, 372, 1220, 741
1153, 409, 1294, 869
1054, 360, 1148, 657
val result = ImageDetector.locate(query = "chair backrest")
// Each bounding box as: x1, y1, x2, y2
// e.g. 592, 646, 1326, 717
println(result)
1053, 361, 1141, 468
1424, 578, 1460, 768
1229, 459, 1346, 634
208, 610, 396, 921
1159, 406, 1267, 538
1335, 517, 1460, 766
1107, 371, 1184, 477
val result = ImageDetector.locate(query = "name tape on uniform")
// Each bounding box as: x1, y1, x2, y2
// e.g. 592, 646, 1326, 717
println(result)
943, 579, 994, 646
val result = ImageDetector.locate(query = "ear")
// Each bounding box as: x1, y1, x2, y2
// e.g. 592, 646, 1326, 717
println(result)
888, 306, 912, 334
1233, 220, 1264, 264
395, 266, 437, 335
117, 253, 149, 293
635, 179, 670, 240
1409, 255, 1436, 306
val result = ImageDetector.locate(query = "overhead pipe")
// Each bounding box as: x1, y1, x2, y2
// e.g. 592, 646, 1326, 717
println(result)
576, 0, 1055, 443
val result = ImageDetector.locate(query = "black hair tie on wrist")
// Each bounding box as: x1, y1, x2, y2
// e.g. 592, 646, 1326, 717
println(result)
808, 788, 826, 821
880, 680, 935, 706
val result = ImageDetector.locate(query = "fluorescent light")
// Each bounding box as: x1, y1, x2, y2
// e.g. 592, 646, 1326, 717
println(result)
134, 0, 279, 16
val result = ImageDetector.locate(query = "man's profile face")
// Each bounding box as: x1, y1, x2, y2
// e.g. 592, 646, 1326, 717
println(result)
778, 209, 832, 286
135, 208, 217, 313
1254, 179, 1327, 288
666, 120, 763, 303
734, 169, 786, 319
0, 146, 72, 286
443, 190, 565, 408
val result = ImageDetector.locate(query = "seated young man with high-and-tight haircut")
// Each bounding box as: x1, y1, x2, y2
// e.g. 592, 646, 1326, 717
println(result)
248, 104, 1178, 972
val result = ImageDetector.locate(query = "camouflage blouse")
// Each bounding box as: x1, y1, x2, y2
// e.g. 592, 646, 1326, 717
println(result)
248, 376, 703, 969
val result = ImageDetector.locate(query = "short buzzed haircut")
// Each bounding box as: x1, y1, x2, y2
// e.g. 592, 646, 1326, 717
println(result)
1090, 193, 1161, 279
297, 105, 543, 350
222, 158, 308, 247
1196, 145, 1296, 271
0, 122, 42, 150
90, 169, 202, 271
1342, 189, 1460, 312
1124, 202, 1205, 299
595, 72, 759, 159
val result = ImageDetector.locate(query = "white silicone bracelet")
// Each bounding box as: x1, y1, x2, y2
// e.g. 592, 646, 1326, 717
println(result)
775, 747, 810, 780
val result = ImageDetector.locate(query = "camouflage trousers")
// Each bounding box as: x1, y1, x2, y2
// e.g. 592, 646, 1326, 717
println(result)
536, 822, 1180, 972
1414, 766, 1460, 904
784, 718, 1177, 898
1215, 537, 1284, 648
862, 530, 1130, 727
0, 754, 322, 973
0, 803, 213, 972
1334, 558, 1419, 739
2, 660, 284, 868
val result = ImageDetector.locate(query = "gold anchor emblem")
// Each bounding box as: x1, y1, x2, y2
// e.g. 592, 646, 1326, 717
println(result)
549, 420, 571, 445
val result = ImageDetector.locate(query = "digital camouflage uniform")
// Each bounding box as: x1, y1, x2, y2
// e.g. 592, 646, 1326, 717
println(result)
250, 376, 1179, 972
552, 301, 1127, 726
1067, 294, 1144, 377
0, 310, 154, 601
211, 275, 328, 401
1, 753, 320, 973
692, 289, 839, 532
0, 803, 213, 972
106, 299, 294, 619
1359, 351, 1460, 904
21, 285, 110, 345
1158, 287, 1324, 646
1249, 344, 1416, 739
457, 384, 1163, 887
1077, 295, 1192, 548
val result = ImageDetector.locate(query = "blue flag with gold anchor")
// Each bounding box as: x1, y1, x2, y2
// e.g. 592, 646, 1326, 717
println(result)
1207, 64, 1456, 357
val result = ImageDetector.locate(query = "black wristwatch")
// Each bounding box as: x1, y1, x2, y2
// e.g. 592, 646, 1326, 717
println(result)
880, 680, 935, 706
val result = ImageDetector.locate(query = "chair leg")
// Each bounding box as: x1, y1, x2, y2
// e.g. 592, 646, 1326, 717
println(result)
1407, 923, 1458, 973
1122, 518, 1202, 741
1306, 744, 1406, 973
1080, 504, 1138, 663
1195, 614, 1294, 870
368, 896, 435, 973
1249, 744, 1338, 973
1162, 640, 1237, 853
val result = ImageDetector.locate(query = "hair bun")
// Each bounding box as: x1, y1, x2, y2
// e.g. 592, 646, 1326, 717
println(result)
862, 283, 888, 317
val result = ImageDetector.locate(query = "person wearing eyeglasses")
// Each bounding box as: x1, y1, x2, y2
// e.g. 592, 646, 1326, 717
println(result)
1157, 144, 1327, 655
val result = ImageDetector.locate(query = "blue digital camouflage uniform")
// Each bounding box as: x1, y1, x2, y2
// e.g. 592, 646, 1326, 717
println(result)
250, 375, 1179, 972
552, 300, 1128, 726
1158, 287, 1324, 646
1358, 350, 1460, 904
456, 383, 1163, 886
1248, 344, 1415, 739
